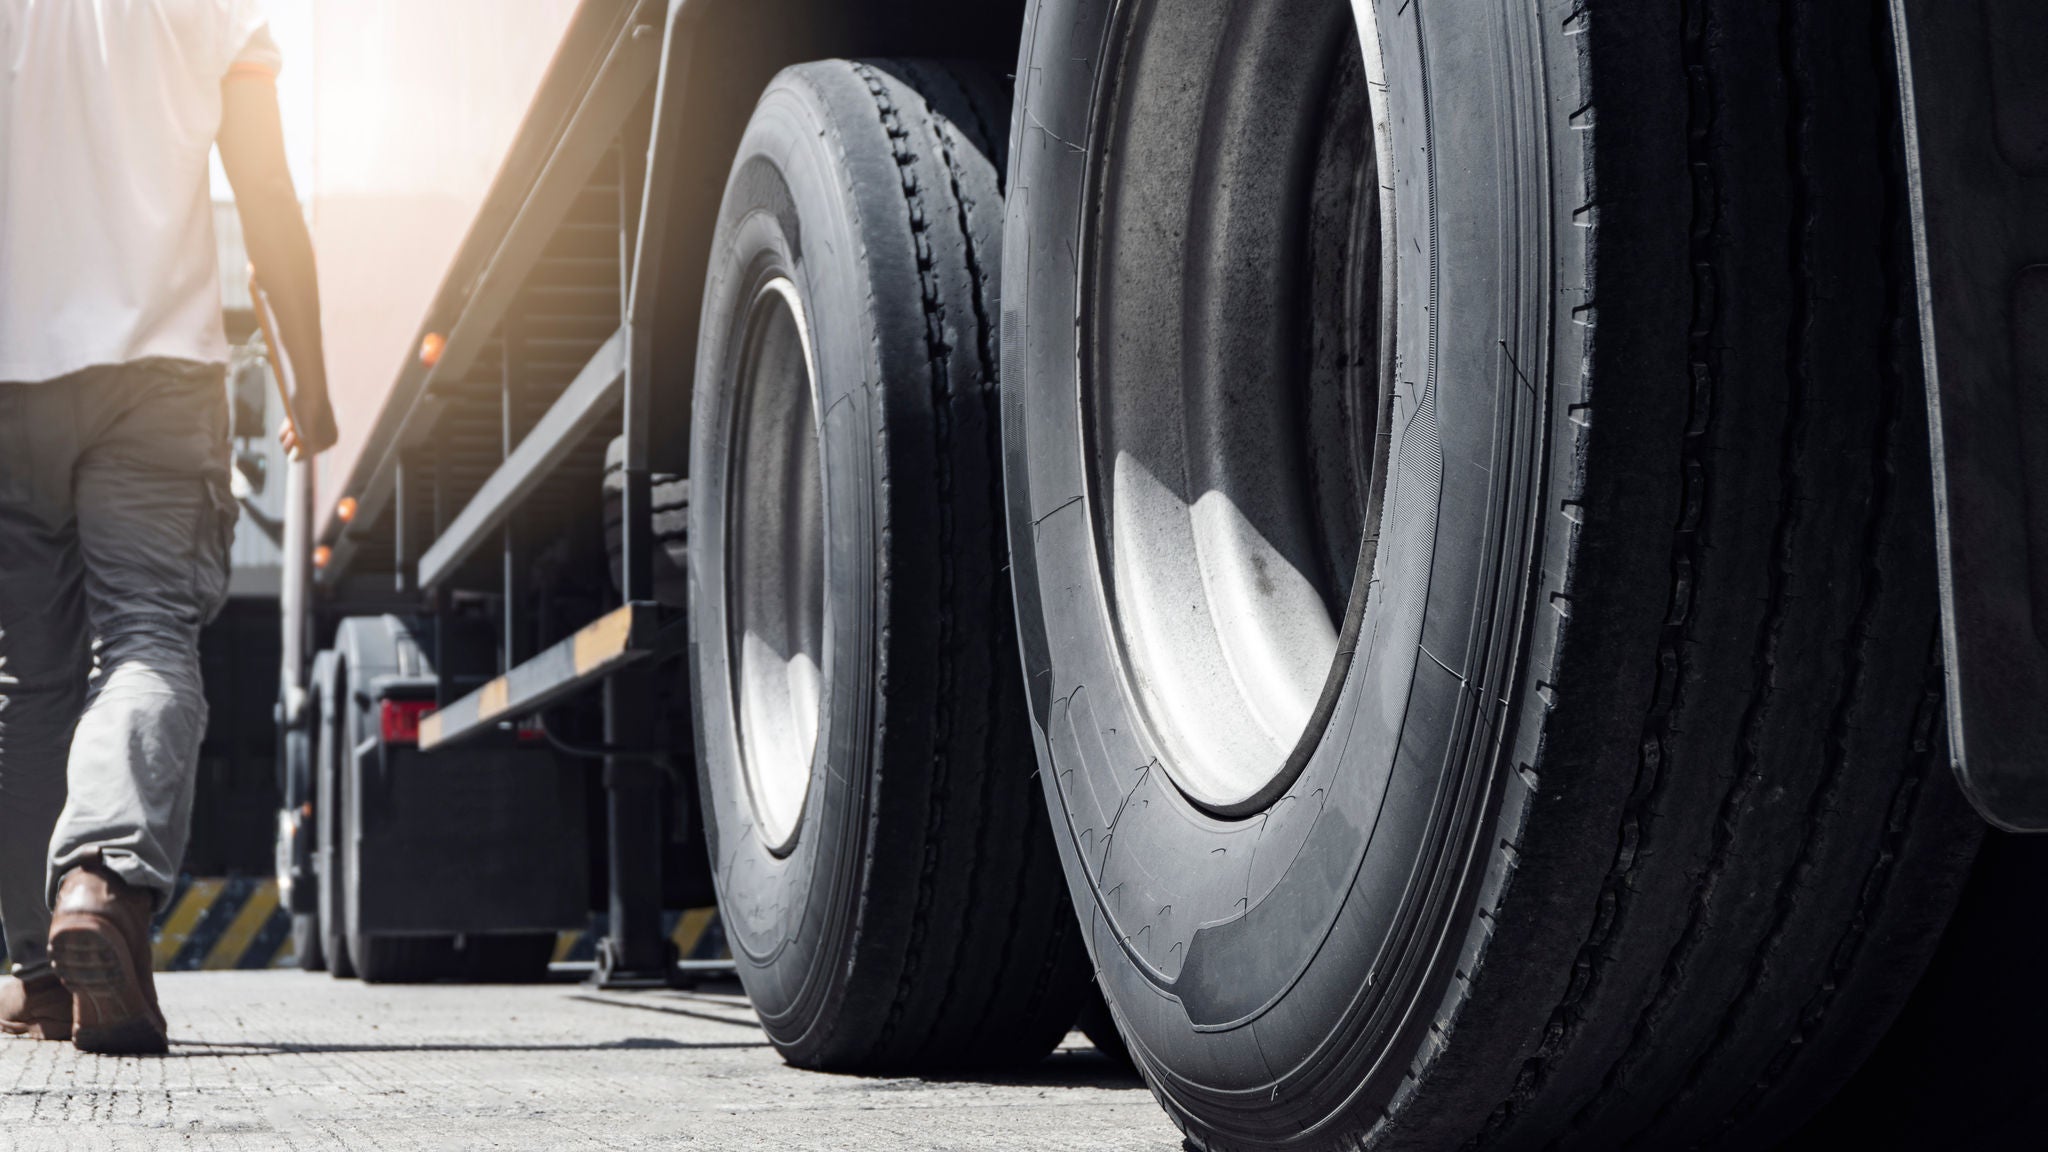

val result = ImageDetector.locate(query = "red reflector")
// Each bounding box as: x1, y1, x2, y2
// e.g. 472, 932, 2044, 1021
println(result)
380, 699, 436, 746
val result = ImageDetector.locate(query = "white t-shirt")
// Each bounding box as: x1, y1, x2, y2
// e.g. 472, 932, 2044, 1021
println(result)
0, 0, 280, 384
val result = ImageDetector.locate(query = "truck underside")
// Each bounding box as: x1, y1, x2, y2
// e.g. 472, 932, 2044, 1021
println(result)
283, 0, 2048, 1146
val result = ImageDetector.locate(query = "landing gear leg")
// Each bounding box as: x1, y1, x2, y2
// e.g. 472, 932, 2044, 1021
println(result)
590, 667, 676, 989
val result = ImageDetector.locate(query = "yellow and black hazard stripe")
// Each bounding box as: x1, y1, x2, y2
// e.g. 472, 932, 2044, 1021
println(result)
2, 877, 727, 973
0, 876, 297, 973
150, 875, 299, 971
552, 906, 728, 965
420, 602, 666, 752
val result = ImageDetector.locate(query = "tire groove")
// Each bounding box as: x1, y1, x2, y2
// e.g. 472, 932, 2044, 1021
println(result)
1467, 1, 1723, 1141
1683, 14, 1932, 1138
894, 62, 1016, 1058
929, 59, 1059, 1045
850, 60, 957, 1064
929, 56, 1083, 1053
1589, 0, 1822, 1141
1702, 655, 1944, 1147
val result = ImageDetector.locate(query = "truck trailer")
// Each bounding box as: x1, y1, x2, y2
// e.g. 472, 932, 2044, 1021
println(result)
278, 0, 2048, 1146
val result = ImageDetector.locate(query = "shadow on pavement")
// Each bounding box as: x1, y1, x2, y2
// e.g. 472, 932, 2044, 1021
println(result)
921, 1048, 1148, 1090
565, 993, 766, 1029
160, 1037, 767, 1057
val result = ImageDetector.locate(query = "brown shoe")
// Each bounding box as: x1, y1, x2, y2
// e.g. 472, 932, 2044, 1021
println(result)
48, 861, 168, 1055
0, 966, 72, 1041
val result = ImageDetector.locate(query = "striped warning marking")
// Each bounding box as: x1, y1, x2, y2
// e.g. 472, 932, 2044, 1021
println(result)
153, 876, 300, 971
206, 880, 281, 970
1, 877, 728, 974
151, 877, 228, 969
0, 876, 296, 973
551, 907, 728, 965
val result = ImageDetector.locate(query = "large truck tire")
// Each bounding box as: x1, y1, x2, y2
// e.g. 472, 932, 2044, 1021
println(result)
456, 933, 557, 983
351, 935, 457, 986
1786, 830, 2048, 1148
602, 435, 690, 609
312, 648, 356, 980
1077, 984, 1136, 1074
287, 655, 328, 973
1003, 0, 1982, 1148
691, 58, 1091, 1072
291, 913, 325, 973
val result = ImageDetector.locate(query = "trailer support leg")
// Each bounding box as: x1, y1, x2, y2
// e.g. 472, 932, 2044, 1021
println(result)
593, 666, 674, 987
589, 0, 692, 989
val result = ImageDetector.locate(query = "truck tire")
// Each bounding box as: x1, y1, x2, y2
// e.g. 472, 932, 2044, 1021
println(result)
457, 933, 557, 983
334, 617, 457, 985
290, 658, 328, 973
1003, 0, 1982, 1148
1786, 830, 2048, 1148
313, 649, 356, 980
602, 434, 690, 608
350, 934, 456, 985
1077, 984, 1135, 1074
691, 58, 1090, 1072
292, 912, 325, 973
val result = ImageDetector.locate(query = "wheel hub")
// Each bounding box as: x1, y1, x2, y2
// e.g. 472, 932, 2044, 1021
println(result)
726, 276, 826, 851
1080, 0, 1391, 815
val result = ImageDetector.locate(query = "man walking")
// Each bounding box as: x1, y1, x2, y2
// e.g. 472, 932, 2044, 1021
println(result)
0, 0, 335, 1054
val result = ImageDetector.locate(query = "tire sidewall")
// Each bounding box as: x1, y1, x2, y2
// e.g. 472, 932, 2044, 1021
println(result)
689, 74, 886, 1053
315, 649, 354, 977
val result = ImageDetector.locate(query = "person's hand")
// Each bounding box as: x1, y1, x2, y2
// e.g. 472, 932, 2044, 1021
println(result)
280, 389, 338, 460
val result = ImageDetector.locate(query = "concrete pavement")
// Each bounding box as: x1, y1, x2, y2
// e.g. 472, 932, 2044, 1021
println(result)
0, 971, 1183, 1151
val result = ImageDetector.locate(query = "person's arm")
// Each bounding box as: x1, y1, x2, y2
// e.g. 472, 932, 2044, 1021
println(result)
218, 70, 336, 459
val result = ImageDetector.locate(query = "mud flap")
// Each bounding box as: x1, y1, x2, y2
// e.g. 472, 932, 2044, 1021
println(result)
1891, 0, 2048, 829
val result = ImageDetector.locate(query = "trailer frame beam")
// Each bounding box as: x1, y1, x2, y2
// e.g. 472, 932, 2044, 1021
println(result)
415, 327, 627, 591
416, 601, 677, 752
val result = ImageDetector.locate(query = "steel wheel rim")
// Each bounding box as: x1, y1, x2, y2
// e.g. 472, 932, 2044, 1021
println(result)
727, 275, 827, 853
1079, 0, 1393, 815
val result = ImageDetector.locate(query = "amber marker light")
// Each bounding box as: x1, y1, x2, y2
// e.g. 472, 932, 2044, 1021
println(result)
335, 496, 358, 523
420, 332, 447, 367
313, 545, 333, 569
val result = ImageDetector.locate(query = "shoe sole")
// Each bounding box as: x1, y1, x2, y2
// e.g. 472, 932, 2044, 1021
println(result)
50, 915, 167, 1055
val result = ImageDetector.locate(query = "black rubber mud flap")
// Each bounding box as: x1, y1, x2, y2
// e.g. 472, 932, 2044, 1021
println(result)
330, 616, 586, 985
335, 617, 454, 985
1889, 0, 2048, 830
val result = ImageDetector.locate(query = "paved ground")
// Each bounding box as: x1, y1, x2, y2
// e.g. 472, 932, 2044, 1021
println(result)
0, 971, 1183, 1151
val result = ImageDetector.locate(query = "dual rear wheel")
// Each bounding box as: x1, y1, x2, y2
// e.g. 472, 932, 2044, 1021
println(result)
693, 1, 2014, 1146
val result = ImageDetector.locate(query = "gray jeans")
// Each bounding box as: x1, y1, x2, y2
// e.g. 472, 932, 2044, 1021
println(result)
0, 359, 236, 969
